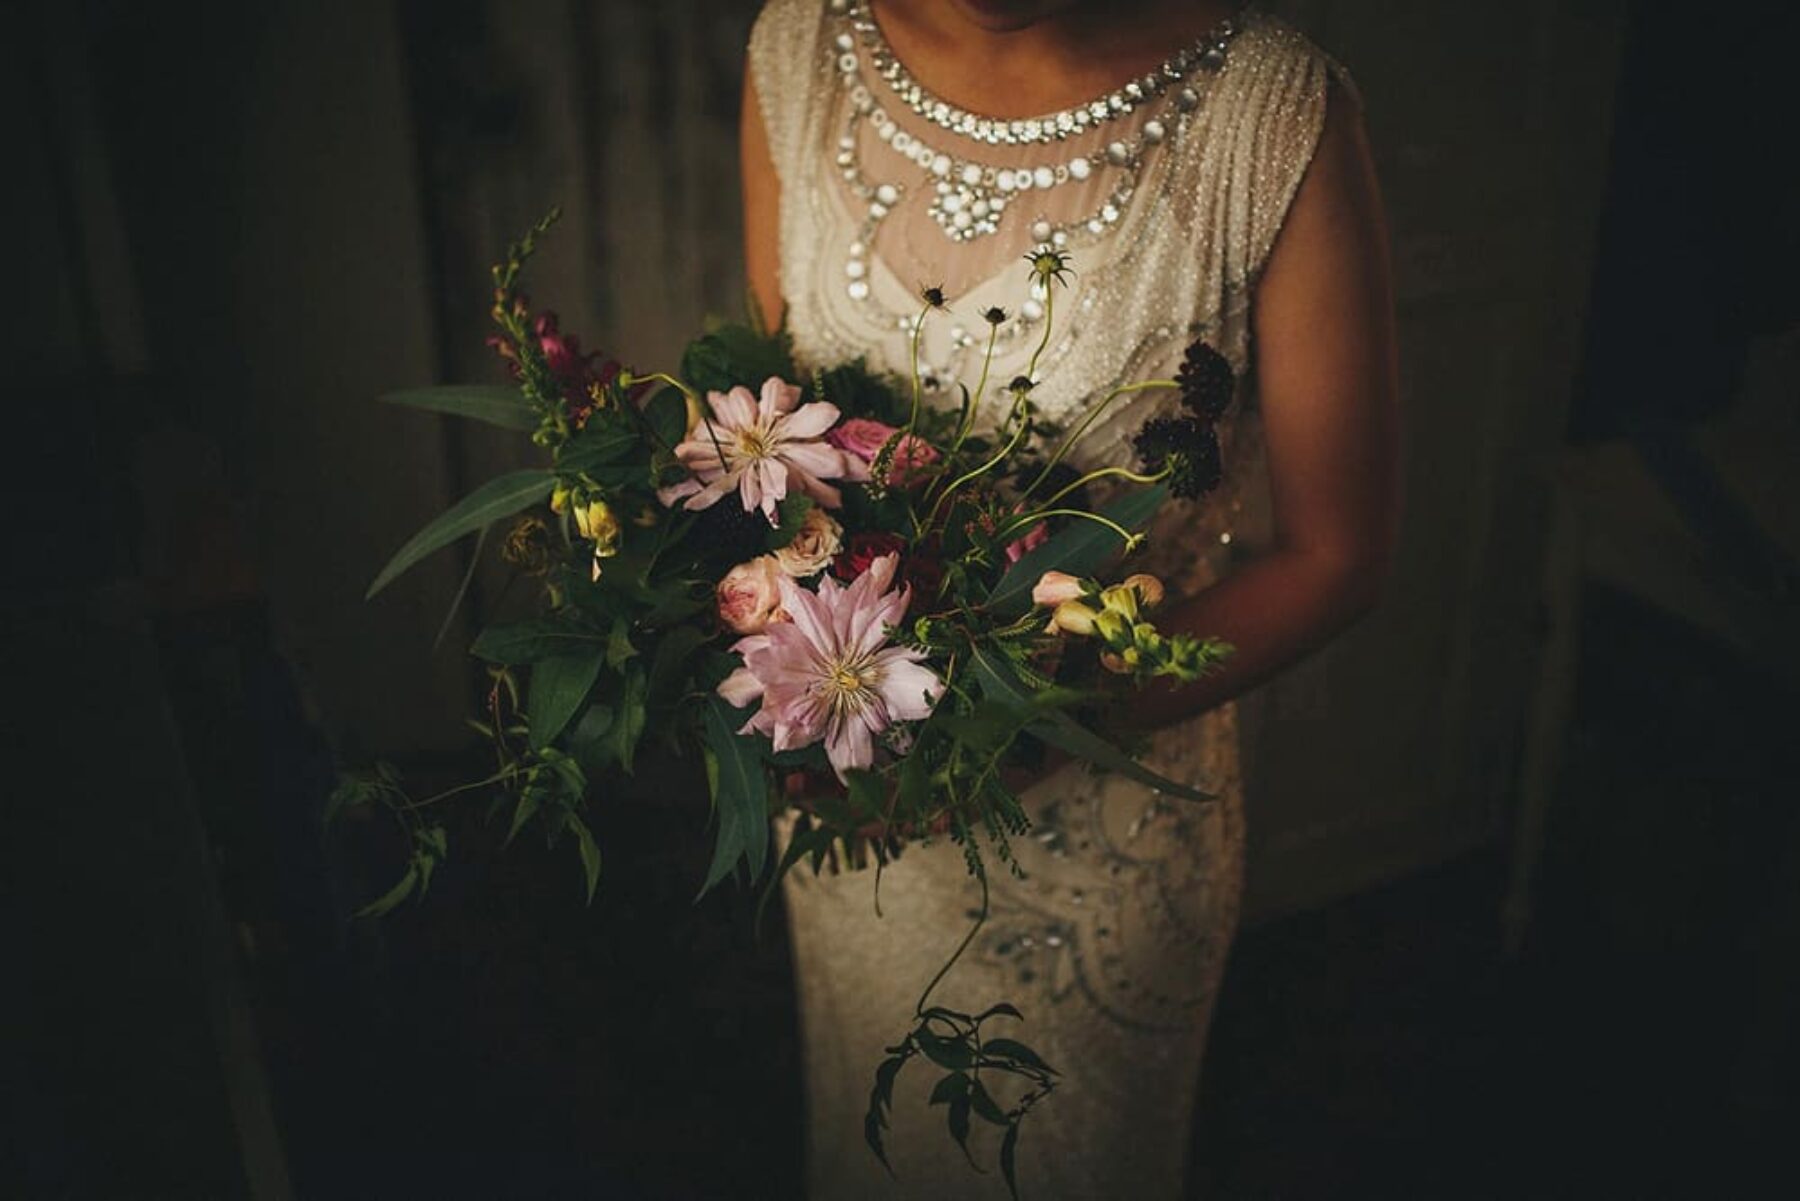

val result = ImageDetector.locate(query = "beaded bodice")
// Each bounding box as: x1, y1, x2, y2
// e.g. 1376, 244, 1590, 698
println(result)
751, 0, 1339, 594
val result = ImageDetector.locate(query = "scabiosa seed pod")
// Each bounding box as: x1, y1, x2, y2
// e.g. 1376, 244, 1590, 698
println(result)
689, 495, 769, 556
1133, 416, 1223, 500
1176, 339, 1234, 421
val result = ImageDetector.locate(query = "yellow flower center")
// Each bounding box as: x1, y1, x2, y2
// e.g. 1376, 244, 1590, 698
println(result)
736, 428, 773, 459
821, 654, 879, 719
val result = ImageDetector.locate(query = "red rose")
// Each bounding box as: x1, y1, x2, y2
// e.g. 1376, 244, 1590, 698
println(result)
902, 552, 946, 613
834, 532, 907, 580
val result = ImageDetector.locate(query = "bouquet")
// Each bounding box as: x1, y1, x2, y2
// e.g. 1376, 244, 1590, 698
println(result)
334, 209, 1234, 1195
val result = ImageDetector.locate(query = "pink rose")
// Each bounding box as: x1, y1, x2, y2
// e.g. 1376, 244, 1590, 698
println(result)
826, 418, 940, 487
1031, 570, 1086, 608
716, 556, 788, 634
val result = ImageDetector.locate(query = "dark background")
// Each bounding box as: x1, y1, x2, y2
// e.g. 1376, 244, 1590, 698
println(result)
6, 1, 1798, 1198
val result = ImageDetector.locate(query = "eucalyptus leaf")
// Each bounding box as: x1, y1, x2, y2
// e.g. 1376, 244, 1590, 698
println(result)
605, 620, 637, 670
681, 323, 795, 394
471, 619, 607, 665
916, 1029, 975, 1070
527, 650, 606, 750
1000, 1123, 1022, 1201
969, 1078, 1009, 1126
568, 704, 618, 779
767, 493, 815, 551
557, 412, 639, 472
381, 384, 538, 431
969, 645, 1213, 804
571, 813, 602, 904
696, 697, 772, 898
355, 864, 419, 918
928, 1072, 968, 1106
367, 469, 555, 598
606, 667, 649, 773
987, 483, 1169, 614
947, 1091, 973, 1162
645, 387, 688, 448
980, 1038, 1055, 1075
505, 789, 541, 846
646, 625, 708, 712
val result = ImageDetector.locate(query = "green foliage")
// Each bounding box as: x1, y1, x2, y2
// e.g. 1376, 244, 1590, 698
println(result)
680, 321, 796, 394
697, 697, 772, 898
357, 824, 448, 919
644, 387, 688, 448
968, 644, 1214, 803
986, 484, 1169, 614
865, 1003, 1058, 1199
367, 469, 556, 598
471, 619, 608, 665
381, 384, 538, 431
527, 650, 605, 750
766, 493, 816, 551
606, 666, 649, 773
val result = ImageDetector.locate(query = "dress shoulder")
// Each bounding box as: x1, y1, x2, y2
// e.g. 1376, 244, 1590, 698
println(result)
1205, 12, 1355, 288
747, 0, 830, 187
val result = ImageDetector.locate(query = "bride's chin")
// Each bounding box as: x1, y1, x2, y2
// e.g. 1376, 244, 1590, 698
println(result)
942, 0, 1083, 34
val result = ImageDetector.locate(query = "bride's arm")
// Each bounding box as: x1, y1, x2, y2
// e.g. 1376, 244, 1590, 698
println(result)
741, 70, 785, 332
1135, 83, 1401, 730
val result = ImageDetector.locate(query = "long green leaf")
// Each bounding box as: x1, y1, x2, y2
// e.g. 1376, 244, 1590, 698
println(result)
367, 469, 555, 598
355, 864, 419, 918
527, 650, 606, 749
968, 644, 1213, 803
471, 619, 608, 665
697, 697, 771, 898
381, 384, 538, 431
987, 483, 1169, 614
571, 813, 602, 904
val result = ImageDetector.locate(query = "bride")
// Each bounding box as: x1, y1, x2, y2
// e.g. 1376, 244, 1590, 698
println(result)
739, 0, 1398, 1195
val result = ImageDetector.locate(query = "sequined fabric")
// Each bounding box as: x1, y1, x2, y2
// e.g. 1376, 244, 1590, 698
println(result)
748, 2, 1341, 1195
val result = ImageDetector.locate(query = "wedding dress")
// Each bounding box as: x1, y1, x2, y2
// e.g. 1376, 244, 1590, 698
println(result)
748, 2, 1346, 1195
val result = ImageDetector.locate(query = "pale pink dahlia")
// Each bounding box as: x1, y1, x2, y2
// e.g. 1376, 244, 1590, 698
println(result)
658, 376, 868, 523
717, 554, 941, 780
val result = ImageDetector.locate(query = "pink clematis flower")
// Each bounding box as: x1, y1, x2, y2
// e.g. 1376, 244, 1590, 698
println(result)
717, 554, 941, 780
658, 377, 868, 523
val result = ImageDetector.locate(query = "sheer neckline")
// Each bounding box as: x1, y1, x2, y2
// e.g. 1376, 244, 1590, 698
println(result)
853, 0, 1245, 136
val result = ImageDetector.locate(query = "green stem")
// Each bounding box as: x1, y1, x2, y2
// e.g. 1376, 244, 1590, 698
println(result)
921, 390, 1033, 531
915, 859, 990, 1017
1024, 283, 1055, 383
624, 371, 698, 404
903, 300, 932, 440
1019, 379, 1177, 503
404, 765, 524, 811
1030, 465, 1169, 513
951, 322, 1000, 456
992, 507, 1143, 550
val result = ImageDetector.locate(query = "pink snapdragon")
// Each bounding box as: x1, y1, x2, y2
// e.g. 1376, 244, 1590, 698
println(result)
659, 377, 867, 523
716, 554, 941, 780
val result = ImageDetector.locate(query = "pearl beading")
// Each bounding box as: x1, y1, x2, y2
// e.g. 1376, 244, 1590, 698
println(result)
830, 2, 1238, 246
834, 0, 1238, 147
825, 0, 1240, 389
